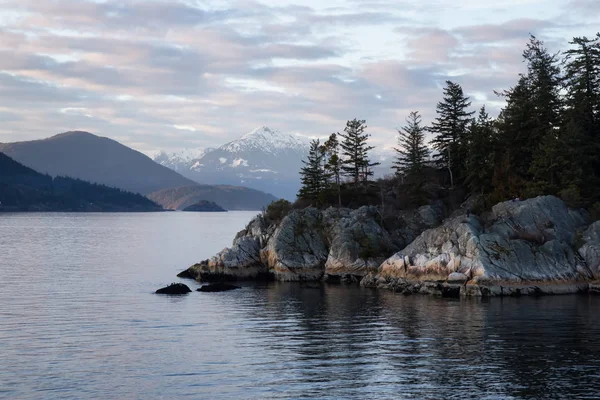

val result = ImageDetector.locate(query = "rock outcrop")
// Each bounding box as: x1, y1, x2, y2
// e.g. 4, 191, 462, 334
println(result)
579, 221, 600, 280
180, 195, 600, 297
180, 205, 433, 282
362, 196, 593, 296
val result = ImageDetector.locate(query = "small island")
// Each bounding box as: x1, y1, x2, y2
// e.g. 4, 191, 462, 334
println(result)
182, 200, 227, 212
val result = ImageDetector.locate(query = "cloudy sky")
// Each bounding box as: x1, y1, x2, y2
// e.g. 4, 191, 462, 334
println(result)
0, 0, 598, 153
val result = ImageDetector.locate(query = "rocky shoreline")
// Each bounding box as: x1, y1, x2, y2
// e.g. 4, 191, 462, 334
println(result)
178, 196, 600, 297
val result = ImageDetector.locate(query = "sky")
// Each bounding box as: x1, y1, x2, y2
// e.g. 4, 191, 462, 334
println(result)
0, 0, 598, 153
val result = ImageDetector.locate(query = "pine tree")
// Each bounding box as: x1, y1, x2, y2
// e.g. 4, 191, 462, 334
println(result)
298, 139, 328, 202
429, 81, 474, 187
323, 133, 343, 207
493, 76, 536, 200
393, 111, 429, 177
522, 35, 564, 196
339, 119, 380, 183
465, 106, 495, 195
562, 35, 600, 202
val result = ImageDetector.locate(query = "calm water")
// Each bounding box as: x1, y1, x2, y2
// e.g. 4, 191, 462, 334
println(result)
1, 212, 600, 399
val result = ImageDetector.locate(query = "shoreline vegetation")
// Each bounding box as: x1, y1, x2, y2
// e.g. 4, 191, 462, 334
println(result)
178, 34, 600, 297
0, 152, 163, 212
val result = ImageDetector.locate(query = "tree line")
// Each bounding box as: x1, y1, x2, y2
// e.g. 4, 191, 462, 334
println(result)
299, 34, 600, 211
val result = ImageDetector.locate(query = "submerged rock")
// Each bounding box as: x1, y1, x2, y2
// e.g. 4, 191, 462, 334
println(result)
197, 283, 241, 292
156, 283, 192, 295
363, 196, 592, 296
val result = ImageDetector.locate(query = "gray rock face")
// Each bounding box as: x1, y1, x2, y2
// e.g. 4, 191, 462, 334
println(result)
579, 221, 600, 279
181, 195, 599, 296
323, 206, 396, 280
261, 208, 329, 281
182, 206, 404, 282
387, 203, 445, 249
364, 196, 592, 296
184, 215, 271, 281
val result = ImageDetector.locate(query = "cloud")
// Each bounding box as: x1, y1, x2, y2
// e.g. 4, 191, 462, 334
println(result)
455, 19, 555, 43
0, 0, 595, 152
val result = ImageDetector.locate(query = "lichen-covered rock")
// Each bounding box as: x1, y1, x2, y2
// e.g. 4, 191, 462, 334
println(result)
261, 208, 329, 281
181, 204, 431, 283
579, 221, 600, 278
181, 215, 270, 281
365, 196, 591, 296
323, 206, 397, 280
388, 202, 445, 249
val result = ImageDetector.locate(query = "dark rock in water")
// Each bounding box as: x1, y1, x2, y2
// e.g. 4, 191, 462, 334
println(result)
156, 283, 192, 295
197, 283, 241, 292
182, 200, 227, 212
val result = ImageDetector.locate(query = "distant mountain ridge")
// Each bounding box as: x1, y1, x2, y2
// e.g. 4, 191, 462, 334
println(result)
152, 126, 310, 200
0, 131, 195, 195
0, 131, 279, 210
152, 126, 396, 200
0, 152, 162, 212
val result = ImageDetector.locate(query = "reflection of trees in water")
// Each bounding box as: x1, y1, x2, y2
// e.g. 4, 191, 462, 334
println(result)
479, 296, 600, 399
238, 284, 600, 399
242, 283, 388, 397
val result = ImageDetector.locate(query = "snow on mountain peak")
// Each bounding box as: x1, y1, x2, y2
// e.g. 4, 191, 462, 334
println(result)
223, 126, 309, 154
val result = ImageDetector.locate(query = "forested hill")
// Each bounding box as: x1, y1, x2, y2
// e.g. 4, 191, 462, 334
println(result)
0, 152, 163, 212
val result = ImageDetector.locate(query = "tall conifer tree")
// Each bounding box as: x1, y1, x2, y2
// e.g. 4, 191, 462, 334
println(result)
298, 139, 328, 201
429, 81, 474, 187
393, 111, 429, 177
339, 119, 380, 183
323, 133, 343, 206
465, 106, 495, 195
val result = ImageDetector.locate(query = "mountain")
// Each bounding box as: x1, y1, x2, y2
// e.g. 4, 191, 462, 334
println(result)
0, 152, 162, 212
148, 184, 278, 211
151, 126, 398, 200
152, 127, 310, 200
0, 131, 196, 195
149, 148, 210, 173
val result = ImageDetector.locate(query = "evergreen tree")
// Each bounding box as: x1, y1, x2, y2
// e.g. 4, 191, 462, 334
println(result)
562, 34, 600, 201
339, 119, 380, 183
465, 106, 495, 195
493, 76, 536, 199
298, 139, 328, 201
522, 35, 564, 196
492, 36, 563, 199
323, 133, 343, 206
429, 81, 474, 187
393, 111, 429, 177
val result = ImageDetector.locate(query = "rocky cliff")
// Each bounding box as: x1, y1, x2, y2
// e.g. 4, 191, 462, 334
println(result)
180, 204, 442, 283
362, 196, 596, 296
179, 195, 600, 297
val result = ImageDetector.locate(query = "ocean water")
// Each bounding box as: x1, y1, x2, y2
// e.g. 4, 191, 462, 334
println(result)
1, 212, 599, 399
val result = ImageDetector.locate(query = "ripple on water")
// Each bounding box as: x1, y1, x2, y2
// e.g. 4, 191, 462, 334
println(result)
1, 212, 600, 399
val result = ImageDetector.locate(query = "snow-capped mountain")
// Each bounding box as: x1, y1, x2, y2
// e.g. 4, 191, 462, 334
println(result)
150, 148, 209, 172
152, 127, 310, 200
151, 126, 397, 200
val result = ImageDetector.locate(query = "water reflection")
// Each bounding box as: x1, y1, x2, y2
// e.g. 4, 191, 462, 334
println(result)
1, 213, 599, 399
